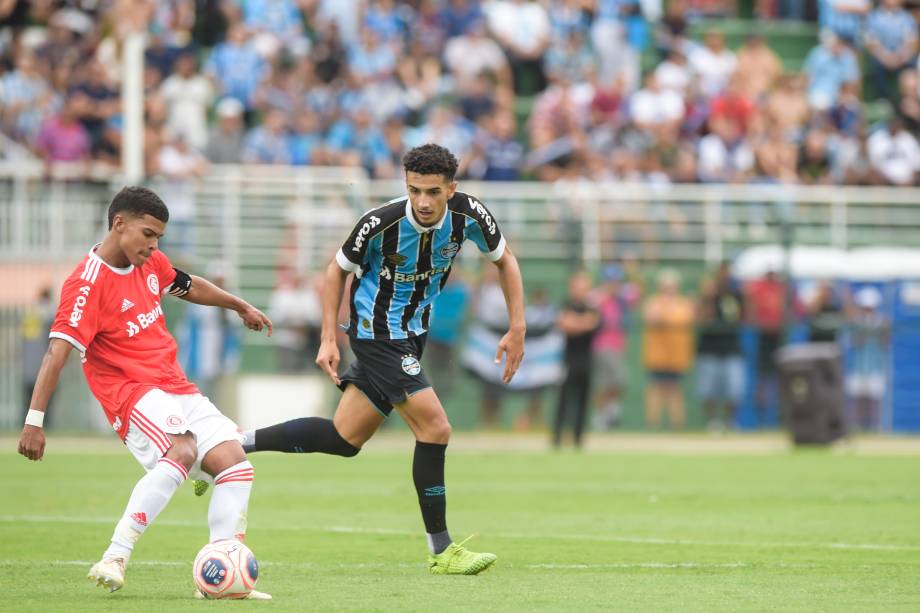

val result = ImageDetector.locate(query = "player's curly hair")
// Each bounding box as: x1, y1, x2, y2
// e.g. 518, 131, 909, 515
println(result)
402, 143, 459, 181
107, 186, 170, 229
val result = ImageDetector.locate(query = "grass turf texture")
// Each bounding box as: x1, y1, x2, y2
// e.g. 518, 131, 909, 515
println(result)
1, 435, 918, 612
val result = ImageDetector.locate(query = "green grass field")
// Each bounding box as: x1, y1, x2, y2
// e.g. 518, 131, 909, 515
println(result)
1, 434, 919, 612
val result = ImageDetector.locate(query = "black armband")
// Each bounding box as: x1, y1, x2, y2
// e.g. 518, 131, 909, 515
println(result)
168, 268, 192, 297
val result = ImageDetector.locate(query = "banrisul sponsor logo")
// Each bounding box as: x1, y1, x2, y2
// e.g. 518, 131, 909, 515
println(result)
394, 266, 450, 283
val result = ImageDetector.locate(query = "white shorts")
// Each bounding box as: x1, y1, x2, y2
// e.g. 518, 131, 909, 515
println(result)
125, 389, 243, 481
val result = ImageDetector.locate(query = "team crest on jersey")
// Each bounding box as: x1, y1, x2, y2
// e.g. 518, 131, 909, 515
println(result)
440, 242, 460, 258
401, 355, 421, 376
147, 273, 160, 295
386, 253, 407, 266
166, 415, 184, 428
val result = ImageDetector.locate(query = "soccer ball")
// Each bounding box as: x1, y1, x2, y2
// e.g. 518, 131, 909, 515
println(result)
193, 539, 259, 599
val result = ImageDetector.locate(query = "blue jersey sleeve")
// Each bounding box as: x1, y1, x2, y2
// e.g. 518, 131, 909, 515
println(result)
335, 210, 385, 274
462, 195, 506, 261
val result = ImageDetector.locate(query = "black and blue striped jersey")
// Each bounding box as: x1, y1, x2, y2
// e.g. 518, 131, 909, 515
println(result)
334, 190, 506, 340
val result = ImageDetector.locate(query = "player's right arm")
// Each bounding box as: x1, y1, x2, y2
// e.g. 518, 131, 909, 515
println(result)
315, 259, 349, 385
18, 338, 73, 461
315, 209, 383, 383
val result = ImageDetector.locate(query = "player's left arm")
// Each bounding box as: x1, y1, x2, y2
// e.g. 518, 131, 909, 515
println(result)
493, 246, 526, 384
178, 273, 273, 336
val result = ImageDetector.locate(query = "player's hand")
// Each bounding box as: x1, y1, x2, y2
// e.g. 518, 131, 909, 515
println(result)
495, 327, 525, 384
316, 340, 341, 385
239, 305, 273, 336
18, 425, 46, 462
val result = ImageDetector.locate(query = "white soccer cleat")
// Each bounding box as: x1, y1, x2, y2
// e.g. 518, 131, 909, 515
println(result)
194, 588, 273, 600
87, 557, 126, 592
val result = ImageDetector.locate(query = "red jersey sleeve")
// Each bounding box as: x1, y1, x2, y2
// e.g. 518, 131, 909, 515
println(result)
150, 250, 178, 295
50, 267, 104, 353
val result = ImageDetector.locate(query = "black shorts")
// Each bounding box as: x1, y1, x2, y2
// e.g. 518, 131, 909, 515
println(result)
337, 334, 432, 416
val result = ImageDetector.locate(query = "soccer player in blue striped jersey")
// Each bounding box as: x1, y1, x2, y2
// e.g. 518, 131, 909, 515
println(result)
242, 144, 525, 574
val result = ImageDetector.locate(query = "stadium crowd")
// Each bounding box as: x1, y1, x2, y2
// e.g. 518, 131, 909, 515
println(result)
3, 0, 920, 185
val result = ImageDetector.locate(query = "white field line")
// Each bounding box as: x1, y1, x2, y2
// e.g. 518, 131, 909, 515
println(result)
0, 559, 823, 571
0, 515, 917, 552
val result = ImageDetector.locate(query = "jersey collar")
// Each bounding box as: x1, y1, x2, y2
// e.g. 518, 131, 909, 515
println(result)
404, 199, 448, 234
89, 243, 134, 275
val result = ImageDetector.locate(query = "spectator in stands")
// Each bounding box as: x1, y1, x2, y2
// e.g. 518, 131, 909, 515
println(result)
846, 286, 889, 431
205, 23, 269, 122
242, 0, 310, 57
745, 269, 787, 426
468, 111, 524, 181
410, 105, 474, 173
441, 0, 484, 38
898, 68, 920, 133
642, 268, 695, 430
630, 72, 685, 143
804, 33, 860, 112
867, 115, 920, 185
160, 52, 213, 150
765, 74, 810, 140
654, 48, 692, 97
698, 117, 755, 183
288, 107, 326, 166
312, 20, 347, 83
206, 97, 245, 164
798, 128, 834, 184
485, 0, 552, 95
689, 29, 736, 99
545, 29, 595, 86
754, 119, 799, 183
397, 36, 448, 122
253, 63, 303, 117
363, 0, 408, 44
325, 107, 390, 175
866, 0, 918, 101
68, 59, 120, 154
696, 263, 745, 432
458, 72, 498, 122
553, 271, 600, 448
348, 25, 397, 86
820, 0, 870, 46
710, 75, 758, 137
242, 107, 291, 164
656, 0, 691, 58
413, 0, 449, 56
734, 33, 783, 102
33, 95, 85, 162
0, 52, 56, 144
829, 80, 863, 139
590, 0, 642, 91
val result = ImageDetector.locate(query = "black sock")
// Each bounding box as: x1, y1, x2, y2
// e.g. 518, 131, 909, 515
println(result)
252, 417, 360, 456
413, 441, 451, 554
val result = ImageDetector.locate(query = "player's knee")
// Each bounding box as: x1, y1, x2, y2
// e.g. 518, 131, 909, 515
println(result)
427, 418, 452, 444
332, 426, 361, 457
166, 435, 198, 469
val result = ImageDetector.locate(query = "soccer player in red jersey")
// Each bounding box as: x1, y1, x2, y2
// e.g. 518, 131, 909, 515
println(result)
17, 186, 274, 598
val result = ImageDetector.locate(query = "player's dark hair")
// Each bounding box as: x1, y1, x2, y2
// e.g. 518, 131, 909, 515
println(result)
107, 186, 169, 229
402, 143, 459, 182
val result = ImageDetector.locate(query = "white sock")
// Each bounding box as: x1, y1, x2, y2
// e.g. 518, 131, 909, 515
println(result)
209, 460, 254, 542
104, 457, 188, 560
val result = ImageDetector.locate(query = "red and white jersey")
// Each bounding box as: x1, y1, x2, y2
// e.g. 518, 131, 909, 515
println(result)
50, 245, 198, 438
